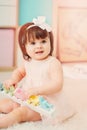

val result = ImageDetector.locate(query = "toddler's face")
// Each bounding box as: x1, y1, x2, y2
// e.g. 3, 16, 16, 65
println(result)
26, 37, 51, 60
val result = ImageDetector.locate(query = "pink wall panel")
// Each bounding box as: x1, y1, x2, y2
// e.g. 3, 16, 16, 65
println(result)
57, 0, 87, 7
0, 28, 15, 67
53, 0, 87, 62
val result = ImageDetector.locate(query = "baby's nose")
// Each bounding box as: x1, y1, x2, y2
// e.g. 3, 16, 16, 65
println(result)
36, 42, 42, 48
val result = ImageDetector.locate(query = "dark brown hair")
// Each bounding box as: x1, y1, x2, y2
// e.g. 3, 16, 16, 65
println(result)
18, 22, 54, 60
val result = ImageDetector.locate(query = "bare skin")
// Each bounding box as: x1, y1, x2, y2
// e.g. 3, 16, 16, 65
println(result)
0, 98, 41, 128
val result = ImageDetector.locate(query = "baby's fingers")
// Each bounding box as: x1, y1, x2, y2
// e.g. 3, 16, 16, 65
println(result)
3, 80, 13, 89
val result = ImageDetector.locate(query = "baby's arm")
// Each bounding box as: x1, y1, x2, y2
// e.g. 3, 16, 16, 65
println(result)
28, 59, 63, 96
3, 66, 26, 89
40, 59, 63, 95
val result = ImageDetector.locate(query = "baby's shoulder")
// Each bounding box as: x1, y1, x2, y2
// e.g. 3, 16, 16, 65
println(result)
49, 56, 61, 65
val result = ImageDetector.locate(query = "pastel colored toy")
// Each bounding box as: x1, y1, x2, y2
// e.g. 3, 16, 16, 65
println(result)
0, 82, 55, 116
0, 83, 4, 91
27, 95, 54, 111
27, 95, 40, 106
39, 96, 53, 110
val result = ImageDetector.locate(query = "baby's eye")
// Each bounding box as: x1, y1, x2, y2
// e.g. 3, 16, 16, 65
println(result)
41, 40, 46, 44
30, 42, 36, 45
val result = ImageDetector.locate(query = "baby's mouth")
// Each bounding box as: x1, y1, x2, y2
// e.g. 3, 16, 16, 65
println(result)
35, 51, 44, 54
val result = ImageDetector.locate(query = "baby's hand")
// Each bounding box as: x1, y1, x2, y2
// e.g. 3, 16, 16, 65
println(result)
3, 79, 15, 90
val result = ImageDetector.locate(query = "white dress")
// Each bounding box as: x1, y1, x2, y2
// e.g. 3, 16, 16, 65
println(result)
22, 56, 75, 124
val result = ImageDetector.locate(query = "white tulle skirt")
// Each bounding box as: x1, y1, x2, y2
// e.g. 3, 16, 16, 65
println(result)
40, 91, 75, 125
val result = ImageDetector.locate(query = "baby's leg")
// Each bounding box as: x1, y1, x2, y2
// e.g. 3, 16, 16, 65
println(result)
0, 106, 41, 128
0, 98, 20, 113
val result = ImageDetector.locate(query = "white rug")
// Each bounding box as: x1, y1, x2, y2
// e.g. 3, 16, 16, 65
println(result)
0, 109, 87, 130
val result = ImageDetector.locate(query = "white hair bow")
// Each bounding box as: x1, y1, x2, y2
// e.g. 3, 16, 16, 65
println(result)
28, 16, 52, 32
